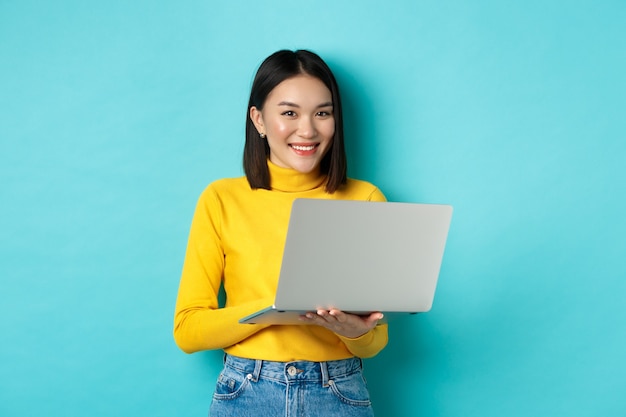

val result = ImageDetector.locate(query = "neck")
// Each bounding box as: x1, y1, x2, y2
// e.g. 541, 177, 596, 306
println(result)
267, 160, 326, 192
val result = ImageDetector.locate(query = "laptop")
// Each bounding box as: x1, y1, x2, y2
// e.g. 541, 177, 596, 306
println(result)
239, 198, 453, 325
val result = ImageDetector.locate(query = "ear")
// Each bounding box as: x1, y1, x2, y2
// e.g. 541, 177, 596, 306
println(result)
249, 106, 265, 135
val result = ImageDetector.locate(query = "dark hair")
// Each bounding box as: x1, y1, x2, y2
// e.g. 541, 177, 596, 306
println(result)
243, 49, 347, 193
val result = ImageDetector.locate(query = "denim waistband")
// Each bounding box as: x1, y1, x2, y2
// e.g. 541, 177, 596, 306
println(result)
223, 354, 362, 386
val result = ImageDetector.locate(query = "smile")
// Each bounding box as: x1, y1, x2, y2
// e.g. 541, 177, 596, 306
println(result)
289, 144, 318, 151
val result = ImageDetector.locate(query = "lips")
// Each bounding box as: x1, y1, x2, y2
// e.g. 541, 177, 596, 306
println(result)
289, 143, 319, 155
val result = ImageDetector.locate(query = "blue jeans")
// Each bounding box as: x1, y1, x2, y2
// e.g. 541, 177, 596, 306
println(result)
209, 354, 375, 417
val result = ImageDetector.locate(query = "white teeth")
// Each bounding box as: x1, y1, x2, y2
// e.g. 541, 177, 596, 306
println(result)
291, 145, 316, 151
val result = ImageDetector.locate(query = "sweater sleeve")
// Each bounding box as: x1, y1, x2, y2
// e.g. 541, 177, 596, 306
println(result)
173, 186, 270, 354
367, 187, 387, 203
338, 324, 389, 358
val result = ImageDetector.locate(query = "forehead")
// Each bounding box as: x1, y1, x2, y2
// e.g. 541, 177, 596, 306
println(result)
265, 75, 332, 105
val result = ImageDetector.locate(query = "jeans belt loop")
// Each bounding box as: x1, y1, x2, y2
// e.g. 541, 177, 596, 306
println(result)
320, 361, 330, 387
251, 359, 262, 382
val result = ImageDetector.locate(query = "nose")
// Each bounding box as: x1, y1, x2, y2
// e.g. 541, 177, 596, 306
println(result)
297, 116, 317, 139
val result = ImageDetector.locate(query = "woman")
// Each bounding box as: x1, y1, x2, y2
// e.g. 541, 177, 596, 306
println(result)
174, 49, 387, 416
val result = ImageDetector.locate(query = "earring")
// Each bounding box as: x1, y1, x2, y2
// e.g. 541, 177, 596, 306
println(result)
259, 132, 266, 139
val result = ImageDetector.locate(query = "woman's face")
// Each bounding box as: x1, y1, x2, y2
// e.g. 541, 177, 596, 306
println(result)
250, 75, 335, 174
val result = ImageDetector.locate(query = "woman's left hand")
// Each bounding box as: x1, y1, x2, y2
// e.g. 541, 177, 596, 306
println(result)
300, 309, 384, 339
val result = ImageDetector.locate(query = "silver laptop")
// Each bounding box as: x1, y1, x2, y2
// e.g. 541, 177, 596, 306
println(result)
239, 198, 453, 325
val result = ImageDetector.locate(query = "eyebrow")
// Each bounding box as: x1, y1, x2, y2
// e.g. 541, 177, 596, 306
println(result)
277, 101, 333, 108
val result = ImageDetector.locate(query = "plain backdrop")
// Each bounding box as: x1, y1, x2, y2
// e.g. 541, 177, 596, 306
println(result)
1, 1, 624, 416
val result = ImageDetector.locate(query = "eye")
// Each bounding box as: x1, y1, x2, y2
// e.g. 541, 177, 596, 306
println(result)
316, 110, 333, 118
281, 110, 297, 117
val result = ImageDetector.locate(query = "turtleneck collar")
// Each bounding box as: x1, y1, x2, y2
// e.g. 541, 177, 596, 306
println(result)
267, 160, 327, 192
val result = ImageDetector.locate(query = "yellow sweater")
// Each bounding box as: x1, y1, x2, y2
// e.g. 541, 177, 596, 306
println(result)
174, 161, 388, 361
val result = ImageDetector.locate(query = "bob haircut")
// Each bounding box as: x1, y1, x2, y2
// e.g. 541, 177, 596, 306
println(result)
243, 49, 347, 193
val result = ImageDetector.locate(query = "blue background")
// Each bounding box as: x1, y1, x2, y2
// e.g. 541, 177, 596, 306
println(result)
1, 1, 624, 416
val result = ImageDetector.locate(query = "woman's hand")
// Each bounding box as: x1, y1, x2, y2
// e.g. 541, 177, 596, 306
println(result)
300, 309, 384, 339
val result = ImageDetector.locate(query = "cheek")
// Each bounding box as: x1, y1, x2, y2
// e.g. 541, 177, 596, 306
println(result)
319, 121, 335, 141
267, 119, 290, 136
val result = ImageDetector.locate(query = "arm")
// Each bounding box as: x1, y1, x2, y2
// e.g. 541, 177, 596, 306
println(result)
174, 299, 272, 354
173, 187, 270, 354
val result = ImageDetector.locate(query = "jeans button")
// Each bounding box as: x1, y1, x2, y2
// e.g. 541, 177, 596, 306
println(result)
287, 366, 297, 376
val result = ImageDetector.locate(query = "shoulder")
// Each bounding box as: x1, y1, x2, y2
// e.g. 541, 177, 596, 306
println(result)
206, 176, 250, 192
197, 176, 251, 202
336, 178, 386, 202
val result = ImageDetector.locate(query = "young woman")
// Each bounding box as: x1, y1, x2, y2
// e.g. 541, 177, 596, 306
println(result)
174, 49, 388, 416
